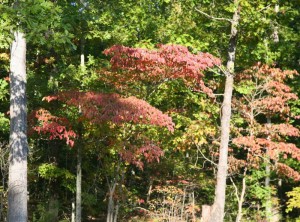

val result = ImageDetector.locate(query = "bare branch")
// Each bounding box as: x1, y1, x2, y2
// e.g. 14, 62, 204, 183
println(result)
195, 8, 232, 23
195, 143, 217, 166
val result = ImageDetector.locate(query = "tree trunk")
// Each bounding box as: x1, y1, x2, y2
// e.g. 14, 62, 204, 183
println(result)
8, 31, 28, 222
72, 201, 75, 222
208, 2, 240, 222
106, 182, 117, 222
235, 168, 247, 222
76, 142, 82, 222
265, 117, 272, 222
76, 32, 85, 222
76, 120, 83, 222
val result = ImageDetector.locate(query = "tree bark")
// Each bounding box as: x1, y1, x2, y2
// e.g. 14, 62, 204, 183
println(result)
76, 26, 85, 220
76, 141, 82, 222
8, 31, 28, 222
106, 182, 117, 222
208, 1, 240, 222
265, 117, 272, 222
235, 168, 247, 222
76, 122, 83, 222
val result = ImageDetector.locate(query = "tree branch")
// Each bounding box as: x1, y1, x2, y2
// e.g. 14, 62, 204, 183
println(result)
195, 8, 232, 23
195, 143, 217, 166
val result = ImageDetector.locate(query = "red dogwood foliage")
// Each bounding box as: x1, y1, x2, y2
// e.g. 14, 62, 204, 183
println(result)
102, 44, 221, 96
32, 108, 76, 147
119, 141, 164, 170
34, 91, 174, 166
44, 91, 174, 132
232, 64, 300, 180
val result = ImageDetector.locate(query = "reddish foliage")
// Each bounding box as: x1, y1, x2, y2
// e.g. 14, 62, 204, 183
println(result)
232, 64, 300, 180
44, 91, 174, 132
277, 163, 300, 181
237, 63, 297, 82
40, 91, 173, 166
233, 137, 300, 160
102, 44, 221, 96
263, 124, 300, 138
237, 63, 298, 117
32, 109, 76, 147
119, 141, 164, 170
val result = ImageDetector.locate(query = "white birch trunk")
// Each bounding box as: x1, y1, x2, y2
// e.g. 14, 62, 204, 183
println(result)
8, 31, 28, 222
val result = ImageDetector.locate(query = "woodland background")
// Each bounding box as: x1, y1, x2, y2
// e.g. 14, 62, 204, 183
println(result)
1, 0, 300, 221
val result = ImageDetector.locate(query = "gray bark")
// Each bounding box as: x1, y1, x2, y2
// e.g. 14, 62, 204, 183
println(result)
76, 142, 82, 222
106, 182, 117, 222
76, 120, 83, 222
208, 1, 240, 222
8, 31, 28, 222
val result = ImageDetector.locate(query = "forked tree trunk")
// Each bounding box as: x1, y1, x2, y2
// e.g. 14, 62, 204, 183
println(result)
208, 1, 240, 222
106, 182, 117, 222
235, 168, 247, 222
8, 31, 28, 222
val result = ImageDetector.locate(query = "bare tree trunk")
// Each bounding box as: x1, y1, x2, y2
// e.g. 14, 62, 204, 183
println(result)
106, 182, 117, 222
8, 31, 28, 222
265, 117, 272, 222
76, 141, 82, 222
76, 120, 83, 222
76, 27, 85, 221
208, 1, 240, 221
235, 168, 247, 222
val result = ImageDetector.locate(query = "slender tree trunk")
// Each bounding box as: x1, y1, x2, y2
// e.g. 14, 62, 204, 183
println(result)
80, 38, 85, 67
235, 168, 247, 222
106, 182, 117, 222
76, 119, 83, 222
208, 2, 240, 222
72, 201, 75, 222
76, 140, 82, 222
76, 33, 85, 222
264, 5, 280, 221
265, 117, 272, 222
8, 31, 28, 222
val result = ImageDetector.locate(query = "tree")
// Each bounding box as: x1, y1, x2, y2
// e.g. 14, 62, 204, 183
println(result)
196, 1, 241, 221
8, 30, 28, 222
33, 90, 175, 221
232, 64, 300, 221
102, 44, 221, 96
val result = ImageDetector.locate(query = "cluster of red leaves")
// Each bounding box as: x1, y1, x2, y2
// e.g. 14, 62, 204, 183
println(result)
277, 163, 300, 181
119, 141, 164, 170
262, 123, 300, 138
237, 63, 297, 82
44, 91, 174, 132
233, 136, 300, 160
31, 109, 76, 147
102, 44, 221, 96
237, 63, 298, 116
233, 136, 300, 179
